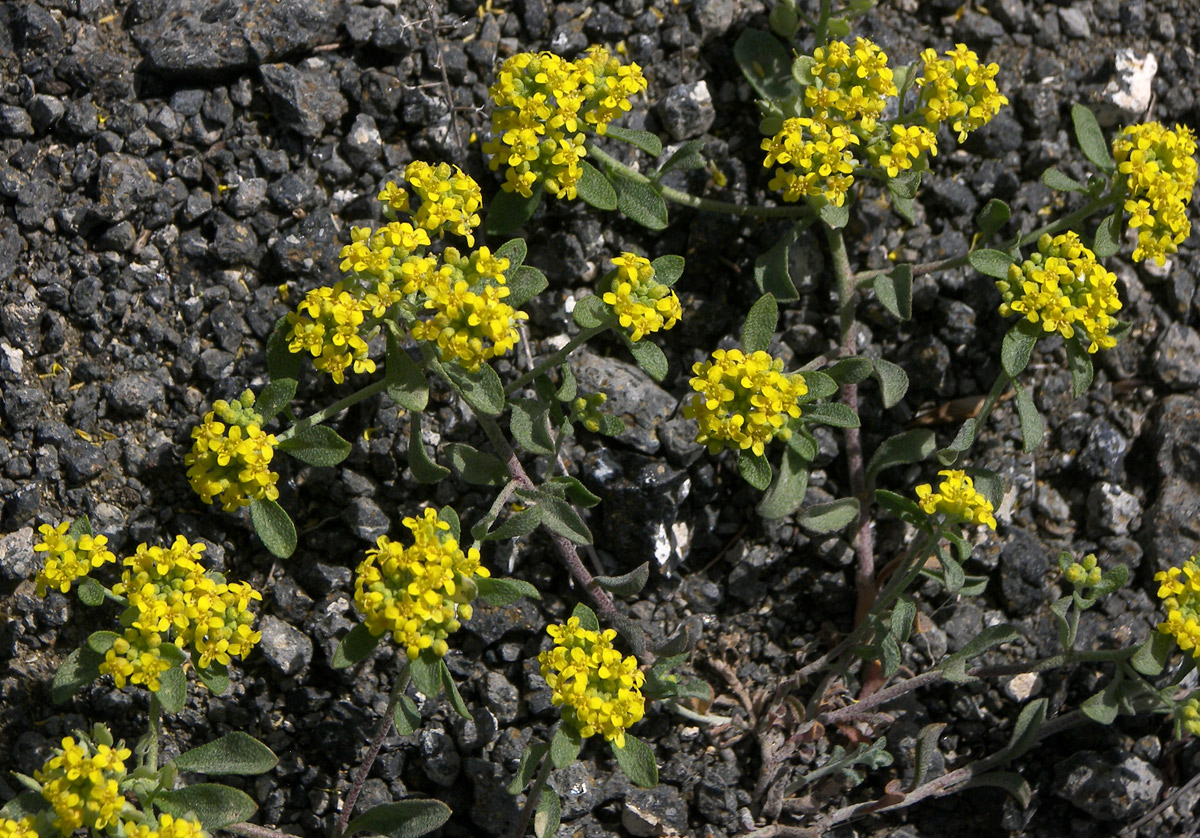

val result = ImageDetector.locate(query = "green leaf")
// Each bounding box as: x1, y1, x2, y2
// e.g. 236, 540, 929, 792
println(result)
77, 576, 105, 607
875, 264, 913, 321
603, 125, 663, 157
619, 333, 668, 382
867, 429, 936, 481
757, 445, 810, 520
332, 623, 382, 669
535, 787, 561, 838
572, 294, 612, 329
994, 698, 1048, 763
476, 576, 542, 606
0, 792, 48, 821
548, 475, 602, 508
408, 414, 449, 483
828, 357, 873, 385
911, 722, 947, 788
508, 265, 549, 309
959, 772, 1031, 808
556, 364, 578, 401
799, 370, 838, 401
968, 249, 1015, 280
439, 505, 460, 542
879, 632, 902, 678
891, 191, 916, 224
738, 450, 772, 491
346, 800, 452, 838
801, 402, 860, 428
891, 598, 917, 643
888, 170, 921, 200
1001, 319, 1039, 378
249, 498, 296, 559
550, 724, 583, 770
792, 55, 815, 85
742, 294, 778, 354
1131, 631, 1173, 677
1081, 682, 1120, 725
158, 784, 258, 831
444, 443, 509, 486
509, 744, 550, 794
576, 160, 618, 211
797, 498, 860, 534
197, 661, 229, 695
964, 467, 1004, 509
939, 552, 966, 595
1012, 382, 1044, 453
733, 28, 796, 99
939, 624, 1023, 683
874, 489, 925, 521
494, 237, 528, 274
385, 332, 429, 413
613, 174, 668, 230
937, 418, 978, 466
485, 185, 542, 236
52, 644, 102, 704
976, 199, 1011, 243
409, 652, 442, 701
818, 201, 849, 229
444, 361, 506, 417
278, 425, 352, 467
157, 648, 187, 714
1092, 210, 1122, 259
393, 695, 422, 736
267, 317, 302, 381
521, 489, 591, 544
1071, 103, 1115, 173
595, 563, 650, 597
1065, 337, 1094, 398
440, 659, 472, 720
656, 138, 707, 176
611, 735, 658, 788
753, 225, 799, 303
175, 732, 278, 776
651, 254, 685, 287
480, 505, 543, 543
257, 378, 298, 421
1042, 167, 1088, 193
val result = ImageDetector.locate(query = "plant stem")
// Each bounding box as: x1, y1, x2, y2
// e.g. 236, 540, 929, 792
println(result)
333, 662, 409, 838
511, 747, 554, 838
147, 696, 162, 771
276, 379, 389, 443
584, 143, 811, 219
504, 325, 606, 396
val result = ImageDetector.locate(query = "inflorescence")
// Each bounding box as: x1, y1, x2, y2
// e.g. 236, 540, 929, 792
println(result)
601, 253, 682, 341
354, 508, 490, 660
996, 231, 1123, 353
34, 521, 115, 597
915, 469, 997, 530
538, 617, 646, 748
1112, 121, 1198, 266
1155, 557, 1200, 658
185, 390, 280, 511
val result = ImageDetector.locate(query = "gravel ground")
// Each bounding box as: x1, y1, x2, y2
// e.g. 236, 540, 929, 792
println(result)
1, 0, 1199, 836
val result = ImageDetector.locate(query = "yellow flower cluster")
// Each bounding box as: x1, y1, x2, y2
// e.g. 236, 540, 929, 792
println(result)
539, 617, 646, 748
1155, 557, 1200, 658
285, 284, 380, 383
570, 392, 608, 433
401, 161, 484, 246
996, 231, 1123, 353
1112, 121, 1197, 265
1180, 697, 1200, 737
762, 118, 859, 207
1064, 552, 1103, 587
916, 43, 1008, 142
805, 38, 898, 133
0, 817, 38, 838
601, 253, 682, 341
914, 469, 996, 529
410, 246, 526, 371
485, 47, 647, 199
354, 508, 490, 660
34, 736, 131, 835
185, 392, 279, 512
33, 521, 115, 596
683, 349, 808, 457
110, 536, 262, 679
124, 815, 207, 838
870, 123, 938, 178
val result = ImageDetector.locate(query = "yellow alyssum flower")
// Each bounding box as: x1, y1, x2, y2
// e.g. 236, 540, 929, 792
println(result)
1064, 552, 1102, 587
871, 124, 938, 178
1112, 121, 1197, 266
601, 253, 681, 341
285, 284, 378, 384
0, 817, 38, 838
1154, 557, 1200, 658
185, 392, 279, 511
683, 348, 808, 457
917, 43, 1008, 141
34, 736, 131, 835
762, 117, 859, 206
34, 520, 115, 596
404, 161, 484, 246
101, 626, 172, 692
539, 616, 646, 748
354, 507, 490, 660
123, 815, 208, 838
804, 37, 897, 133
995, 231, 1122, 353
914, 469, 996, 529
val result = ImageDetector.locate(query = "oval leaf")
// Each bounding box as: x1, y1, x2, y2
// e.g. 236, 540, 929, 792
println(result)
577, 160, 618, 211
742, 293, 779, 354
756, 445, 810, 520
175, 732, 278, 776
738, 451, 772, 491
485, 186, 542, 236
407, 413, 449, 484
157, 783, 258, 830
550, 725, 582, 770
602, 126, 662, 157
444, 360, 506, 417
797, 498, 860, 534
476, 576, 542, 606
508, 265, 549, 309
1001, 319, 1039, 378
250, 498, 296, 559
866, 429, 936, 480
875, 264, 912, 321
968, 249, 1015, 280
1071, 103, 1115, 172
444, 443, 509, 486
52, 646, 104, 704
346, 800, 452, 838
595, 563, 650, 597
385, 332, 429, 413
613, 174, 668, 230
256, 378, 297, 422
611, 735, 658, 788
278, 425, 351, 467
332, 623, 383, 669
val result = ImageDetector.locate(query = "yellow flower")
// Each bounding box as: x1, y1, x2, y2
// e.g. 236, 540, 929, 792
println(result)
354, 507, 490, 660
0, 817, 39, 838
871, 124, 938, 177
185, 392, 280, 511
601, 253, 682, 341
762, 117, 859, 207
33, 520, 115, 597
410, 259, 527, 371
1112, 121, 1197, 265
683, 348, 808, 457
404, 161, 483, 245
1155, 557, 1200, 659
914, 469, 996, 529
285, 285, 378, 384
916, 43, 1008, 141
1063, 553, 1102, 587
538, 616, 646, 748
34, 735, 131, 835
805, 37, 897, 134
995, 231, 1122, 353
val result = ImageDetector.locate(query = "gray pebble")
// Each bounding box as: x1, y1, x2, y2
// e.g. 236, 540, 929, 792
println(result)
0, 106, 34, 138
1086, 481, 1142, 536
1055, 750, 1161, 819
1058, 7, 1092, 39
1154, 322, 1200, 390
228, 178, 268, 218
658, 81, 715, 141
259, 62, 348, 138
3, 387, 46, 430
0, 527, 39, 582
343, 497, 391, 543
482, 671, 519, 724
106, 373, 165, 415
418, 726, 461, 786
60, 439, 107, 484
258, 615, 314, 676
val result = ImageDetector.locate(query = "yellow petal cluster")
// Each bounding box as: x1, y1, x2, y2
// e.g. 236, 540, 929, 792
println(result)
600, 253, 681, 341
285, 284, 379, 384
683, 348, 808, 457
916, 43, 1008, 142
402, 161, 484, 246
0, 817, 38, 838
34, 736, 131, 835
870, 124, 938, 178
34, 521, 115, 597
538, 616, 646, 748
484, 47, 647, 199
122, 815, 207, 838
914, 469, 996, 529
185, 392, 279, 511
996, 231, 1122, 353
354, 507, 490, 660
1155, 557, 1200, 659
569, 392, 608, 433
1112, 121, 1197, 265
805, 37, 897, 133
110, 535, 262, 678
762, 117, 858, 207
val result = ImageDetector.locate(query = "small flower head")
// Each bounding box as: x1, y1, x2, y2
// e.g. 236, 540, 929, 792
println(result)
1155, 557, 1200, 658
1180, 696, 1200, 737
1112, 121, 1197, 265
916, 43, 1008, 142
570, 392, 608, 433
284, 284, 378, 384
538, 616, 646, 748
914, 469, 996, 529
185, 391, 280, 511
805, 37, 897, 133
683, 348, 808, 457
1063, 552, 1103, 588
996, 231, 1123, 353
34, 520, 115, 597
0, 817, 39, 838
600, 253, 682, 341
762, 117, 859, 207
403, 161, 484, 246
34, 734, 132, 835
869, 123, 938, 178
354, 508, 490, 660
